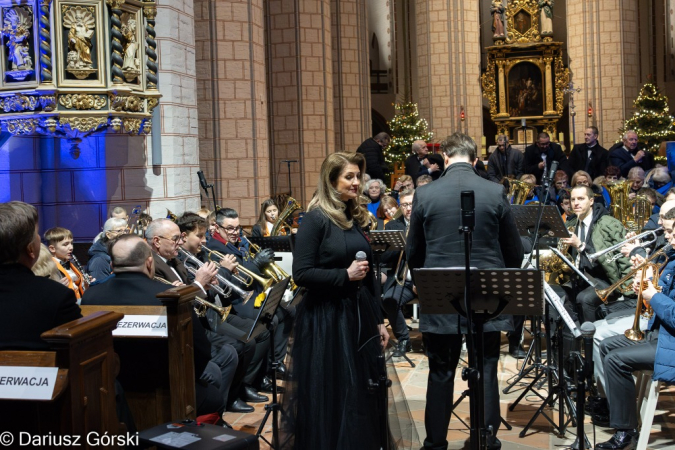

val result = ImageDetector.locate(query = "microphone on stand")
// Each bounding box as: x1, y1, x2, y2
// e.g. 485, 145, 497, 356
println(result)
282, 160, 298, 163
197, 170, 211, 190
460, 191, 475, 231
580, 322, 596, 382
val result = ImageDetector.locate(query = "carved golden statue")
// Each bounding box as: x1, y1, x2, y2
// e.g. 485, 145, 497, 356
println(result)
63, 7, 95, 70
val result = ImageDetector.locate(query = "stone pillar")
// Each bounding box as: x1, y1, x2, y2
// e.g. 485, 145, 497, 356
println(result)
267, 0, 334, 206
566, 0, 640, 147
331, 0, 371, 153
414, 0, 483, 146
0, 0, 201, 241
194, 0, 269, 224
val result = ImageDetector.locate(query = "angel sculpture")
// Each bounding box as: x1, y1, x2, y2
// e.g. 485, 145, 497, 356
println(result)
121, 19, 139, 72
63, 7, 95, 69
3, 7, 33, 71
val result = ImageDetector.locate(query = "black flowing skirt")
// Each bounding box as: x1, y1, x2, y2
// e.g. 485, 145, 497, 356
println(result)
279, 287, 418, 450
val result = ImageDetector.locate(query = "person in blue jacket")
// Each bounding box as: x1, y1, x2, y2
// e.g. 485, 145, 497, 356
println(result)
595, 206, 675, 449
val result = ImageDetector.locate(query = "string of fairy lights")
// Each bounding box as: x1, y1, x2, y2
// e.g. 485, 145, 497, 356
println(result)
619, 83, 675, 153
384, 102, 433, 166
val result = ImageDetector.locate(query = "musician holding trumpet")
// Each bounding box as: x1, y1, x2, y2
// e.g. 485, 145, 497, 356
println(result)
592, 207, 675, 450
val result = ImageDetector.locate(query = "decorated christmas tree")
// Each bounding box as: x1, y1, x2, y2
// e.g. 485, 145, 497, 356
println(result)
385, 102, 433, 167
620, 83, 675, 153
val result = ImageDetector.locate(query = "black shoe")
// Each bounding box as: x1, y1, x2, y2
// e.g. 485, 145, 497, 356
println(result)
241, 386, 269, 403
486, 436, 502, 450
393, 338, 412, 357
259, 376, 284, 394
509, 343, 527, 359
227, 398, 254, 413
276, 362, 287, 377
595, 429, 638, 449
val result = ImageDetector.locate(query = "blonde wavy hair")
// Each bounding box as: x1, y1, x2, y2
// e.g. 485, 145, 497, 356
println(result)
308, 152, 369, 230
32, 243, 61, 281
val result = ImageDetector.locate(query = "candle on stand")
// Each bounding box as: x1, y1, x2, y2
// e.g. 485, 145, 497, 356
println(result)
558, 132, 564, 143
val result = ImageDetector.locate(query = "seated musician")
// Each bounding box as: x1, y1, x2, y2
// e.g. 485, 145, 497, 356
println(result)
626, 166, 646, 199
594, 207, 675, 450
87, 217, 129, 282
206, 208, 291, 396
380, 189, 415, 357
177, 212, 269, 413
0, 201, 81, 350
561, 185, 633, 323
45, 227, 87, 301
82, 234, 237, 420
251, 199, 289, 237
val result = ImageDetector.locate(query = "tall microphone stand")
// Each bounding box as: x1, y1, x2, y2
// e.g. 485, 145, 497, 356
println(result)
282, 160, 298, 197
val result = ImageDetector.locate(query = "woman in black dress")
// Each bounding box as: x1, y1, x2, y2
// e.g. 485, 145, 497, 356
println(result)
281, 152, 407, 449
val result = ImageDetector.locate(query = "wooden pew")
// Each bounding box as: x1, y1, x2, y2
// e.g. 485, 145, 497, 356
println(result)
0, 311, 123, 442
80, 285, 200, 432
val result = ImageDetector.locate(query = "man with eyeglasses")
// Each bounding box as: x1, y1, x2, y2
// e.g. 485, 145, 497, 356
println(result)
523, 132, 569, 184
380, 189, 416, 357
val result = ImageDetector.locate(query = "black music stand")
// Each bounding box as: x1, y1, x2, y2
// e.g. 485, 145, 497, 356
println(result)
504, 205, 568, 397
414, 268, 544, 450
368, 230, 415, 367
242, 277, 291, 450
246, 235, 294, 253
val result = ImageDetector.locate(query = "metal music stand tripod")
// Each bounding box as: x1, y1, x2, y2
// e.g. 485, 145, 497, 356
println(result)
503, 205, 568, 397
243, 277, 291, 450
414, 268, 544, 450
368, 229, 415, 367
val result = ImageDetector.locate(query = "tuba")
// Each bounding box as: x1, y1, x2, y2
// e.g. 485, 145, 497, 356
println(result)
626, 195, 652, 234
504, 178, 535, 205
271, 197, 302, 236
241, 234, 298, 291
603, 180, 632, 226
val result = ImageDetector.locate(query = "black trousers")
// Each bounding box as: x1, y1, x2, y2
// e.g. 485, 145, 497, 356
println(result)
383, 281, 415, 341
600, 333, 657, 430
576, 280, 610, 323
272, 304, 296, 363
422, 332, 501, 450
200, 343, 238, 413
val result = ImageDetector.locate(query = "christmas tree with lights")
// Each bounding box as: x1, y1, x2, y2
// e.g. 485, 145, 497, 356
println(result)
620, 83, 675, 153
385, 102, 433, 166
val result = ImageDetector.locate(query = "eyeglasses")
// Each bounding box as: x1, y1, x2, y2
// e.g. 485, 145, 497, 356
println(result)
110, 227, 130, 235
158, 235, 184, 243
400, 203, 413, 209
222, 226, 241, 233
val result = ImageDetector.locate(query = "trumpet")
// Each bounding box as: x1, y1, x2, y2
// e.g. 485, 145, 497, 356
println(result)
587, 227, 663, 264
241, 234, 298, 291
595, 244, 671, 303
625, 262, 661, 341
178, 247, 255, 304
201, 246, 274, 292
154, 275, 230, 323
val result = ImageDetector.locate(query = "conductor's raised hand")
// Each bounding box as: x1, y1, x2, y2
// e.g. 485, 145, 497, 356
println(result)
347, 259, 369, 281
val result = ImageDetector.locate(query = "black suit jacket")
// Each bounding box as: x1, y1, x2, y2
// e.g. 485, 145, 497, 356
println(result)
152, 252, 189, 284
81, 271, 212, 377
406, 163, 524, 334
356, 138, 385, 180
405, 154, 425, 181
568, 143, 609, 180
608, 143, 655, 178
0, 264, 82, 350
522, 143, 570, 183
487, 146, 524, 182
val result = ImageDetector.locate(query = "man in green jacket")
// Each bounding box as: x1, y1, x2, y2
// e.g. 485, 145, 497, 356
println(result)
560, 185, 633, 323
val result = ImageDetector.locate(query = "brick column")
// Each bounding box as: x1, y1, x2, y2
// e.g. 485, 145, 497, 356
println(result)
566, 0, 640, 146
331, 0, 371, 153
414, 0, 482, 146
194, 0, 269, 224
267, 0, 334, 206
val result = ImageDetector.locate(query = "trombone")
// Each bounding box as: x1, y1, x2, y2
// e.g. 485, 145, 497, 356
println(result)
201, 246, 274, 292
177, 247, 255, 304
154, 275, 230, 323
587, 227, 663, 264
241, 234, 298, 291
595, 244, 671, 303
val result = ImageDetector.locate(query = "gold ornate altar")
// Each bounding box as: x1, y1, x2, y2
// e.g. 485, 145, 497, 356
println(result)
482, 0, 568, 143
0, 0, 160, 155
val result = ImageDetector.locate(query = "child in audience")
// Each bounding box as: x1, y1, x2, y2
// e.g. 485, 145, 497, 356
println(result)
45, 227, 85, 301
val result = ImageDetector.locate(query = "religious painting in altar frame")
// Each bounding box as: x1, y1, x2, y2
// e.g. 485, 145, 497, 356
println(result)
507, 61, 543, 117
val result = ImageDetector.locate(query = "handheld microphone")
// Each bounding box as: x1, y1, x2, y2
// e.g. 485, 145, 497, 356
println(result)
355, 251, 367, 289
282, 160, 298, 163
460, 191, 475, 231
580, 322, 596, 381
197, 170, 210, 190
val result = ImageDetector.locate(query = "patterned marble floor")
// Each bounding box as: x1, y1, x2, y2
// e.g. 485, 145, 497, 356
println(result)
223, 323, 675, 449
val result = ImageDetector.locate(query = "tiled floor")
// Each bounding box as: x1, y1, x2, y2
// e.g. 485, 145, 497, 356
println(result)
224, 323, 675, 449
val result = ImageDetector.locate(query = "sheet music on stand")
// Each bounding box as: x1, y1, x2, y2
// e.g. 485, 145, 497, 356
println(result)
367, 230, 406, 252
511, 205, 570, 239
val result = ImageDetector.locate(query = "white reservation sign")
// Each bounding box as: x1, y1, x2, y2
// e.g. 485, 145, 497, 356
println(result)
113, 315, 168, 337
0, 366, 58, 400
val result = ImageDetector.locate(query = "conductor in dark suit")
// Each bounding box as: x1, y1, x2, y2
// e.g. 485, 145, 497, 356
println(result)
0, 201, 81, 350
568, 126, 609, 180
523, 132, 570, 183
406, 133, 524, 450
